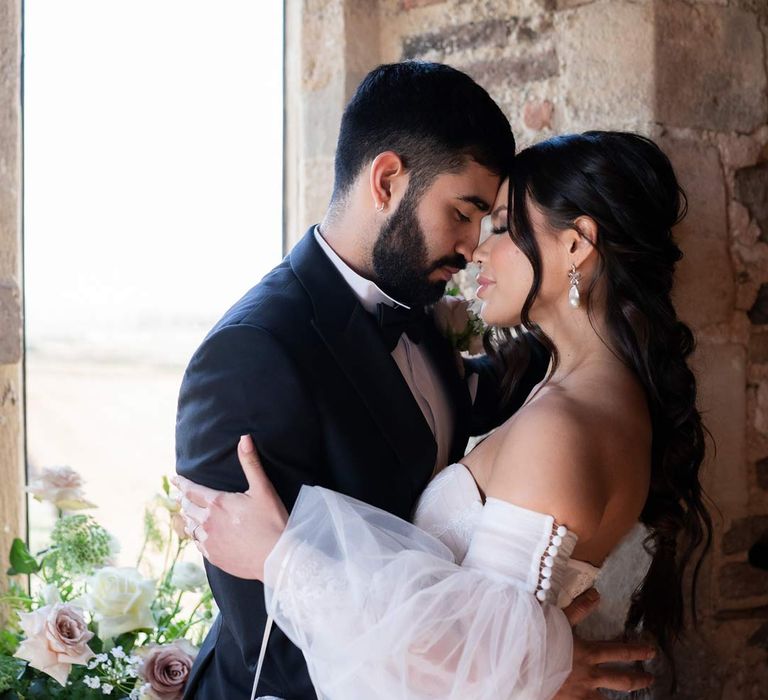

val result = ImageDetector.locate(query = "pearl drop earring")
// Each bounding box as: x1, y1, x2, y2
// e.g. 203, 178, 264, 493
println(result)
568, 263, 581, 309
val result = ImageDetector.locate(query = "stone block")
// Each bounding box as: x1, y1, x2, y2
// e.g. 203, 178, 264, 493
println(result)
735, 162, 768, 245
691, 344, 747, 516
554, 1, 655, 131
749, 621, 768, 649
751, 330, 768, 363
757, 456, 768, 490
655, 2, 768, 132
0, 283, 20, 365
400, 0, 446, 9
464, 49, 558, 90
523, 98, 554, 131
720, 561, 768, 599
660, 137, 734, 328
401, 18, 512, 59
723, 515, 768, 555
749, 284, 768, 325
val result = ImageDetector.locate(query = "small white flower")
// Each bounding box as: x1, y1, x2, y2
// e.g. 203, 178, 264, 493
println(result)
111, 645, 126, 659
83, 675, 101, 689
101, 683, 114, 695
95, 653, 109, 664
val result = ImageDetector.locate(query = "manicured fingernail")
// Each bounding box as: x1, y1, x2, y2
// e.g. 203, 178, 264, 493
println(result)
240, 434, 254, 453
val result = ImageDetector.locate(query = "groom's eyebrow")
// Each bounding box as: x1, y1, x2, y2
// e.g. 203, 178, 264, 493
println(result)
456, 195, 490, 212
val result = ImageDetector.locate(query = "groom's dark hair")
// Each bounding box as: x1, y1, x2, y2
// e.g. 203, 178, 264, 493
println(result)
330, 61, 515, 204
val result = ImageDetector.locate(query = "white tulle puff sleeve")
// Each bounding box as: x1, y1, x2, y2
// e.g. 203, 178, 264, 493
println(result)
261, 485, 574, 700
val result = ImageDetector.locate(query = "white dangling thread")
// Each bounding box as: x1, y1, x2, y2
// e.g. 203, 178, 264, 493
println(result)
250, 542, 301, 700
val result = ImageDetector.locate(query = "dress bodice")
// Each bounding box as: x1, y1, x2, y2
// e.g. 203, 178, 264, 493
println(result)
413, 463, 601, 608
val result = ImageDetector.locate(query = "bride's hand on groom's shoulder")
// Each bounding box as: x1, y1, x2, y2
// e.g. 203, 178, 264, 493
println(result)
555, 588, 656, 699
173, 435, 288, 581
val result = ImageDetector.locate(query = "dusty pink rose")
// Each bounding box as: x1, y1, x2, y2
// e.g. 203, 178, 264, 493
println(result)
14, 603, 94, 686
139, 640, 197, 700
433, 295, 471, 337
26, 466, 96, 510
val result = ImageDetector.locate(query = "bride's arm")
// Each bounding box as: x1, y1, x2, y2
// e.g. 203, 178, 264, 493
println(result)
176, 438, 654, 700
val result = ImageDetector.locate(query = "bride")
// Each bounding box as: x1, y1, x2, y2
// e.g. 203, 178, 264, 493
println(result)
175, 131, 712, 700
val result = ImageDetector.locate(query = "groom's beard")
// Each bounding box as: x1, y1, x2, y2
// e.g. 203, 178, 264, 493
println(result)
372, 193, 467, 307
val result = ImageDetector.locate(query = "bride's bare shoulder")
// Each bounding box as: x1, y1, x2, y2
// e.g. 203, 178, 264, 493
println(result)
485, 392, 609, 541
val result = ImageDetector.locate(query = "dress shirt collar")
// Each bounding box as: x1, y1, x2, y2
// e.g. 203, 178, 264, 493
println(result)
314, 226, 410, 314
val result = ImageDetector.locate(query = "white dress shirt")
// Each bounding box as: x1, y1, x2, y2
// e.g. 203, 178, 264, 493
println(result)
314, 227, 454, 471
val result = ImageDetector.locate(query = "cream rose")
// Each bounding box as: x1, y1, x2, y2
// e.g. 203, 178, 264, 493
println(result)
86, 567, 156, 639
14, 603, 94, 686
170, 562, 207, 592
26, 466, 96, 510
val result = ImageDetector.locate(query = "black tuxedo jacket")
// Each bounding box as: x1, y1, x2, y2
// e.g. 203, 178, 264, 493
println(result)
176, 228, 547, 699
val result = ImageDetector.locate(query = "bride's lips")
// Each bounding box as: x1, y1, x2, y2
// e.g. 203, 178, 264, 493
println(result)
476, 275, 495, 298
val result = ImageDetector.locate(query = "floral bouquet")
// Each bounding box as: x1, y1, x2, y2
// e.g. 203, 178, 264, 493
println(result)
433, 282, 486, 356
0, 467, 214, 699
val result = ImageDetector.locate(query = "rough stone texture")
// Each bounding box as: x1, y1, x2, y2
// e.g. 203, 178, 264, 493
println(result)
758, 456, 768, 490
0, 0, 23, 608
402, 18, 512, 58
523, 98, 553, 131
750, 284, 768, 325
723, 515, 768, 555
463, 49, 558, 90
736, 162, 768, 244
554, 1, 655, 132
655, 2, 768, 133
661, 137, 735, 328
692, 344, 748, 516
400, 0, 445, 9
720, 561, 768, 600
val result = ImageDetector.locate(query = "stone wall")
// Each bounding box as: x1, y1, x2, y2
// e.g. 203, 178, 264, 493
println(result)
287, 0, 768, 695
0, 0, 25, 605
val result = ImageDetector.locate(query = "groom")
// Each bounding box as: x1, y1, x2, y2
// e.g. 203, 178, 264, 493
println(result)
176, 61, 654, 699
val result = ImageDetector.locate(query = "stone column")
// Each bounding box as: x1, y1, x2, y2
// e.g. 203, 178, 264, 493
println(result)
0, 0, 25, 602
284, 0, 381, 250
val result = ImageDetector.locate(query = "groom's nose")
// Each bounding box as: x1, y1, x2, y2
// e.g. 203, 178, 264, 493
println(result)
455, 219, 484, 263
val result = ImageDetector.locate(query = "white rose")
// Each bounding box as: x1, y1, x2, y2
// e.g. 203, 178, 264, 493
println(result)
86, 567, 156, 639
170, 562, 207, 592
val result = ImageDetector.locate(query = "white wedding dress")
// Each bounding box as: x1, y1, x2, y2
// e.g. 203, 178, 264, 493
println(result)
254, 463, 612, 700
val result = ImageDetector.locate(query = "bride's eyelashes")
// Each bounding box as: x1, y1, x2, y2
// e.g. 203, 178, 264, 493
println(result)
491, 225, 508, 235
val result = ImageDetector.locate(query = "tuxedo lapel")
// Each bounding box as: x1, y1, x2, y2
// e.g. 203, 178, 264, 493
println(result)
289, 229, 437, 487
421, 318, 473, 464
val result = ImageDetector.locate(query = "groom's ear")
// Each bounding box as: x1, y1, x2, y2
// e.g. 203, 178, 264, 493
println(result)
368, 151, 408, 212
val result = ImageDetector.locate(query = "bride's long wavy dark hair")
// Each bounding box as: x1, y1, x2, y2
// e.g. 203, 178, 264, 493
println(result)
486, 131, 713, 675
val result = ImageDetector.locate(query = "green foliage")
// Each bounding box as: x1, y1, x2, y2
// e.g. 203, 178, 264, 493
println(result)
0, 656, 25, 693
50, 516, 112, 576
6, 540, 39, 577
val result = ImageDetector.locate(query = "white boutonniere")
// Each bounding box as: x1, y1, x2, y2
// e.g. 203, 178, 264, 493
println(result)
433, 287, 486, 355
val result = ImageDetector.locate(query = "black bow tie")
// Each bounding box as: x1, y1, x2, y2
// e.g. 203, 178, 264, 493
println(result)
376, 303, 426, 352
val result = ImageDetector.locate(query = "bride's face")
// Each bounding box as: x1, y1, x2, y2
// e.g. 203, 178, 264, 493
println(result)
472, 179, 573, 327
